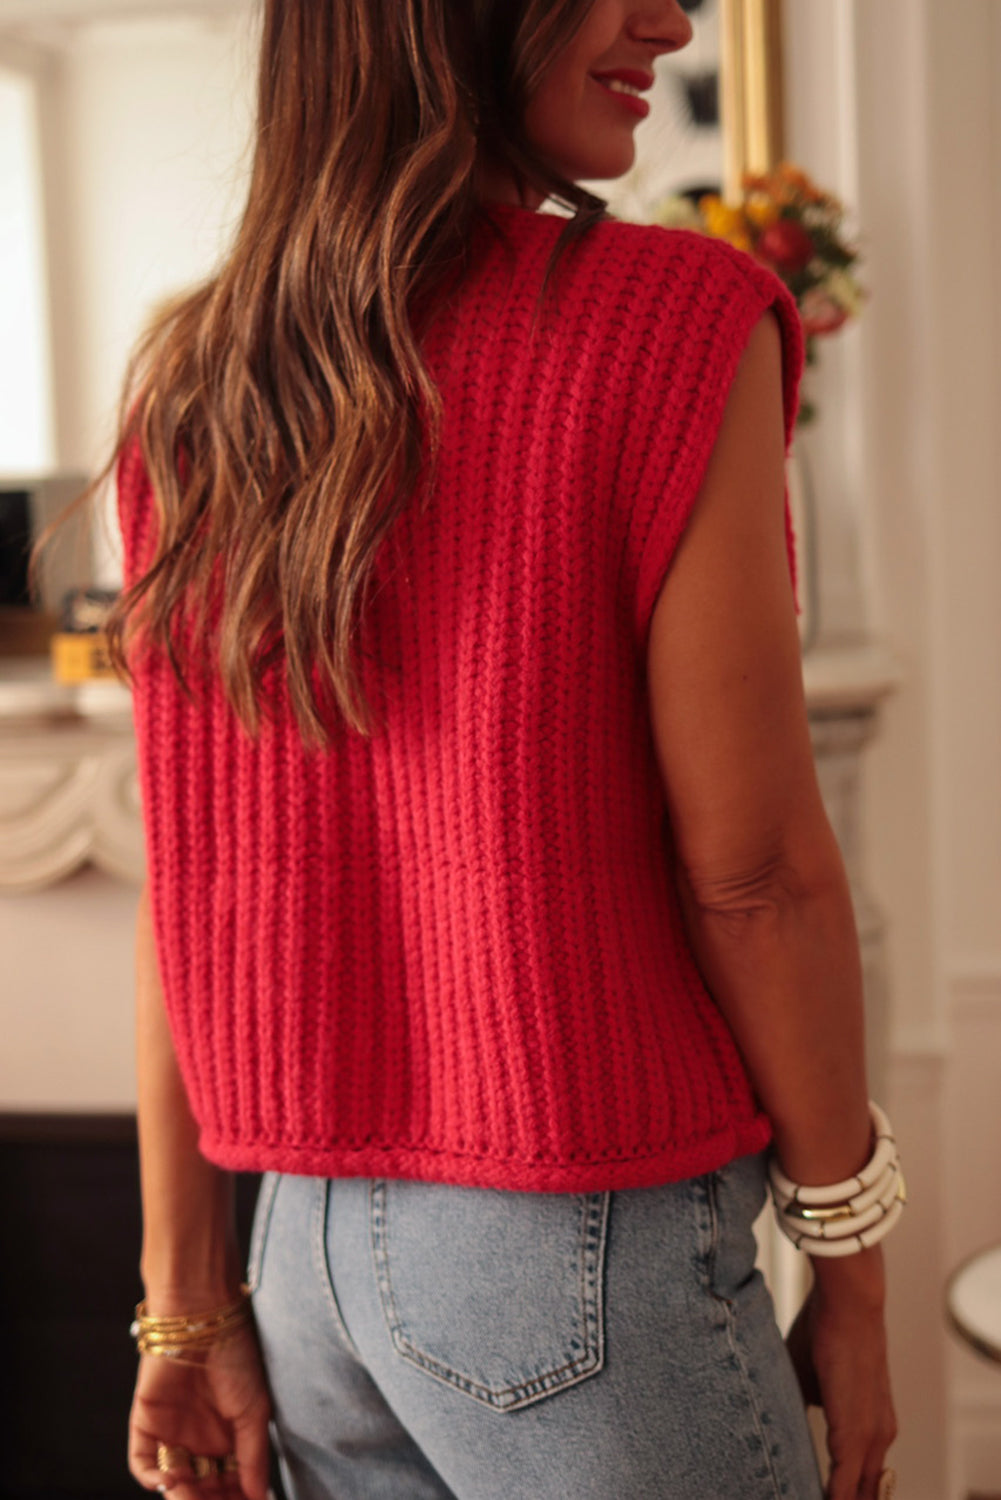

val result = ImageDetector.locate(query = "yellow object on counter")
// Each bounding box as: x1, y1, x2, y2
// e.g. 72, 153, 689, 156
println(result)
50, 630, 117, 683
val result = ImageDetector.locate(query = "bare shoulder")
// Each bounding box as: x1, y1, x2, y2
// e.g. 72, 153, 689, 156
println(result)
645, 296, 808, 882
666, 300, 787, 574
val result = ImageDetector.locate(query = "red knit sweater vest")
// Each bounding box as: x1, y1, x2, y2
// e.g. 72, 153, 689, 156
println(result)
120, 202, 804, 1191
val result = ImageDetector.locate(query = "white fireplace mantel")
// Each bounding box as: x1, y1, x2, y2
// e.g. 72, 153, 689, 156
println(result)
0, 659, 140, 891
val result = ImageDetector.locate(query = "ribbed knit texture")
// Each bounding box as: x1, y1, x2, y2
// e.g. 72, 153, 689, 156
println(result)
120, 203, 804, 1191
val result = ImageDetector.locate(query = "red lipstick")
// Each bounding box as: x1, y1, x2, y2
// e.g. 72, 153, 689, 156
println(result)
590, 71, 653, 119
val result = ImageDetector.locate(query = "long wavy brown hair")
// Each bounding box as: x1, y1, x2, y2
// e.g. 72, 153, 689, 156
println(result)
32, 0, 609, 750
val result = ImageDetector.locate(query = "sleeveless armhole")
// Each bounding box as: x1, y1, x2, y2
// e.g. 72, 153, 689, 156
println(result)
632, 239, 805, 649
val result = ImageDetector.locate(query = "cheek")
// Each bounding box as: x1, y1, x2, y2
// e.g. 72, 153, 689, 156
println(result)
523, 69, 585, 155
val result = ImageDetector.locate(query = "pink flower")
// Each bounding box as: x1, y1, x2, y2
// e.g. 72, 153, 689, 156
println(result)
799, 288, 849, 336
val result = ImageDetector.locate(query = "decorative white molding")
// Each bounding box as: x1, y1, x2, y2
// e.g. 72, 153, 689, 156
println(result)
802, 641, 902, 715
0, 654, 132, 721
0, 657, 142, 892
0, 724, 143, 891
801, 647, 902, 1100
891, 1022, 951, 1062
889, 967, 1001, 1062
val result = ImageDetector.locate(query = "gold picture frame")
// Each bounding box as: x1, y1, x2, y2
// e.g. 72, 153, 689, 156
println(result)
720, 0, 786, 201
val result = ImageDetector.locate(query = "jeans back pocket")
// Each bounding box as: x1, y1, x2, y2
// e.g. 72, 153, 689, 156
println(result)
370, 1179, 609, 1412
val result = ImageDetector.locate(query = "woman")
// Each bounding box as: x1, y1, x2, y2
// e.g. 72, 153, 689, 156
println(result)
93, 1, 900, 1496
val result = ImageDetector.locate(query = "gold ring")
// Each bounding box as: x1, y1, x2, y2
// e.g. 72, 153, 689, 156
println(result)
189, 1453, 237, 1479
156, 1442, 190, 1473
878, 1469, 897, 1500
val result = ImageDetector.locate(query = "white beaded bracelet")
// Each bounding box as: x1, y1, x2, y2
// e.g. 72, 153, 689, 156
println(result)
767, 1101, 907, 1257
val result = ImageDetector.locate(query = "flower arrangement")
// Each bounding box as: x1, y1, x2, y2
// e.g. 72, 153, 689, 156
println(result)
651, 162, 867, 425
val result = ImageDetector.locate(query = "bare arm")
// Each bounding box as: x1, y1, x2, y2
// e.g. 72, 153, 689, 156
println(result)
647, 310, 896, 1500
135, 879, 242, 1312
648, 310, 870, 1187
129, 883, 270, 1499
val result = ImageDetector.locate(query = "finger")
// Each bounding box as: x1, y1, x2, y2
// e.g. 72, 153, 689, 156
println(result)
856, 1435, 898, 1500
825, 1456, 864, 1500
129, 1463, 189, 1495
189, 1453, 251, 1499
876, 1469, 898, 1500
850, 1397, 897, 1500
153, 1483, 216, 1500
149, 1464, 237, 1500
232, 1411, 273, 1500
825, 1407, 883, 1500
128, 1435, 232, 1497
129, 1446, 172, 1492
128, 1425, 190, 1493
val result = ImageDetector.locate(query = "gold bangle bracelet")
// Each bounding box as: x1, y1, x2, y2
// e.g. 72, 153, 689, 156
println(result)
131, 1284, 253, 1355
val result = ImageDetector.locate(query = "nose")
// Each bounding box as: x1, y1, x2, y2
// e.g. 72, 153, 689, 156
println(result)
629, 0, 694, 56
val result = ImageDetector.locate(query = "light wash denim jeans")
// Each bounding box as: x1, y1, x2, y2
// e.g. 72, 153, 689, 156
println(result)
247, 1149, 824, 1500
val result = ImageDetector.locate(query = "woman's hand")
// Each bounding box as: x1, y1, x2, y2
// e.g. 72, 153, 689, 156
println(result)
128, 1322, 273, 1500
785, 1246, 897, 1500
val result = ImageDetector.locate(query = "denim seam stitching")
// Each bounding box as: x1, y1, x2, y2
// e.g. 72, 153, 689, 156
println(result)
311, 1178, 365, 1362
691, 1170, 716, 1292
708, 1171, 790, 1499
246, 1170, 281, 1294
718, 1298, 791, 1499
370, 1183, 608, 1411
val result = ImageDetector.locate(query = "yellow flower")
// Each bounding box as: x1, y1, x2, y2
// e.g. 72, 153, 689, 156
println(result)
745, 194, 780, 229
702, 200, 747, 238
724, 232, 755, 254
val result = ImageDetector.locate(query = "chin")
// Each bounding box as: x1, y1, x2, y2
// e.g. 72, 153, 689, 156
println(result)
572, 144, 637, 182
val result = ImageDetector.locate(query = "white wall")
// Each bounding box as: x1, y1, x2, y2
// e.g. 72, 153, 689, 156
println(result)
785, 3, 1001, 1497
0, 65, 53, 473
0, 866, 138, 1108
41, 9, 255, 581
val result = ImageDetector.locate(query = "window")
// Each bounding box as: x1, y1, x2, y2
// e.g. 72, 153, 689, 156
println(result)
0, 67, 53, 475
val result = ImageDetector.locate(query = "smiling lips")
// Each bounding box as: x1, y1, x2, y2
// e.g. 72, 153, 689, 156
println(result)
590, 69, 654, 119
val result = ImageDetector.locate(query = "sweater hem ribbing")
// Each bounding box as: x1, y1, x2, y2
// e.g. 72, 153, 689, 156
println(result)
198, 1114, 773, 1192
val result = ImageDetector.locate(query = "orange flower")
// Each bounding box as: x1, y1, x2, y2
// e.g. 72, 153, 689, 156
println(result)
745, 194, 780, 229
776, 161, 812, 191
